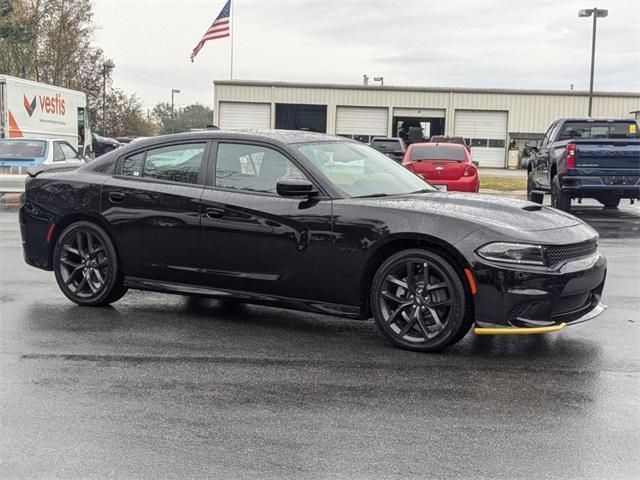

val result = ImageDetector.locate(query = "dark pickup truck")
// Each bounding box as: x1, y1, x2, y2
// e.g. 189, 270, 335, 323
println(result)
526, 118, 640, 211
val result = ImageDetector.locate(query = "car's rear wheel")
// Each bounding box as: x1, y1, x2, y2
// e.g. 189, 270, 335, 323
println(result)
371, 249, 470, 352
53, 221, 127, 306
527, 172, 543, 204
551, 176, 571, 212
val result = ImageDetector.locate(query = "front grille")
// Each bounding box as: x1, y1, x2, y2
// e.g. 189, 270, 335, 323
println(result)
507, 302, 531, 321
602, 176, 639, 186
545, 240, 597, 266
552, 293, 591, 316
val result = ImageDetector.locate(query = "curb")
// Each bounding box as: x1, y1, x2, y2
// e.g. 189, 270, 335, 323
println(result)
479, 189, 527, 196
0, 193, 22, 208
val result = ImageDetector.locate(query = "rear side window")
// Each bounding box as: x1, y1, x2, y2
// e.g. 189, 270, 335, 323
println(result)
558, 121, 639, 140
121, 143, 206, 184
411, 146, 467, 161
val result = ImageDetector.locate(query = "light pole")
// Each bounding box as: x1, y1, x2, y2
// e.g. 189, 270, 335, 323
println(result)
579, 7, 608, 116
170, 88, 181, 134
102, 59, 114, 135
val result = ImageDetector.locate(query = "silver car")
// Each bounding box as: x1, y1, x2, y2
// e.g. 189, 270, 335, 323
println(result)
0, 138, 85, 193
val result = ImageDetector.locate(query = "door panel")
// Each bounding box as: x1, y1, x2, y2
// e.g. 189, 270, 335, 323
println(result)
200, 190, 334, 301
102, 178, 204, 283
200, 141, 334, 302
101, 141, 209, 283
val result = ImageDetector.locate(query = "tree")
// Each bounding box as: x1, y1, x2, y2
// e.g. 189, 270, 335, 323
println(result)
102, 89, 157, 138
152, 102, 214, 135
0, 0, 113, 133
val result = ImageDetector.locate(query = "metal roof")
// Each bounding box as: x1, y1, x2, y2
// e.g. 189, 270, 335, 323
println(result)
214, 79, 640, 98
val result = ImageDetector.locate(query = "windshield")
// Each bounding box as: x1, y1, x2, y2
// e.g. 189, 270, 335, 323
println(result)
0, 140, 46, 158
411, 145, 467, 161
296, 141, 433, 197
558, 121, 639, 140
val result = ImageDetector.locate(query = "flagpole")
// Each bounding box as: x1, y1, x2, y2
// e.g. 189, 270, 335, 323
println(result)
230, 0, 234, 79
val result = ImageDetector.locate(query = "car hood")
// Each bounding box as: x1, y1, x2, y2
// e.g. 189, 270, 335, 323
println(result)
348, 192, 584, 233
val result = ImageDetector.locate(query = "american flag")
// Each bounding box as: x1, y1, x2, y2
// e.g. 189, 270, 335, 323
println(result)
190, 0, 231, 62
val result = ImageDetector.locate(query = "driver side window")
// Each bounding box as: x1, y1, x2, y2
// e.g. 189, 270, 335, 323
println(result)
540, 123, 556, 147
215, 143, 307, 194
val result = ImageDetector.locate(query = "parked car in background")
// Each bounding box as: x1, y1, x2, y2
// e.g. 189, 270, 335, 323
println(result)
0, 138, 84, 192
369, 137, 406, 162
403, 143, 479, 192
527, 118, 640, 211
92, 133, 123, 157
429, 135, 470, 153
19, 130, 607, 352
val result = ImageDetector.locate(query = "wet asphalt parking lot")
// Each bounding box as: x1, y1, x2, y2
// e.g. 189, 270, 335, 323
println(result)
1, 199, 639, 479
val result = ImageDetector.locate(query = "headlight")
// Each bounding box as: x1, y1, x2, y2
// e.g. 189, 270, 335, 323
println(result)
477, 242, 546, 266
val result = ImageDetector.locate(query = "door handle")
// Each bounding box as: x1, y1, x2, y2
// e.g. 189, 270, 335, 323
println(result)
205, 207, 225, 218
108, 192, 125, 203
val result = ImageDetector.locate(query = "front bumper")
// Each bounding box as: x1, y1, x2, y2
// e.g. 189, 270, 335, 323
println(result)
472, 252, 607, 329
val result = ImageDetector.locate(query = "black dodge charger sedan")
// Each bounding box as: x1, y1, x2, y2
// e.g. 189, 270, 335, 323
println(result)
19, 130, 607, 351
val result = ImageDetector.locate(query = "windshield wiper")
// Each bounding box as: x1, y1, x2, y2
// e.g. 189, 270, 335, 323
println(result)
408, 188, 434, 194
356, 193, 389, 198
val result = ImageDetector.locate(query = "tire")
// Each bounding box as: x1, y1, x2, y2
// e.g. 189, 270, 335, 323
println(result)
600, 197, 620, 209
53, 221, 127, 306
370, 249, 471, 352
551, 176, 571, 212
527, 172, 543, 204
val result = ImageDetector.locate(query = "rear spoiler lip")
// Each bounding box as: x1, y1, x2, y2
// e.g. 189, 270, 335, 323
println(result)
26, 163, 80, 178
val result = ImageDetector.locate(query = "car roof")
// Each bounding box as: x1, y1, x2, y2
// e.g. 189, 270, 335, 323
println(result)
127, 129, 348, 150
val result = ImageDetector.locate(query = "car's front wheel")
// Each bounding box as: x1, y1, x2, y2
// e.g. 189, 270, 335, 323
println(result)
53, 221, 127, 306
370, 249, 471, 352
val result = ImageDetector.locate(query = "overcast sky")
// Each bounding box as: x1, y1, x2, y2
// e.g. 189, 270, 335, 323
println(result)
93, 0, 640, 110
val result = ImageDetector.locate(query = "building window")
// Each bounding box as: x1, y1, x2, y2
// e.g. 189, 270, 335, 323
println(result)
470, 138, 488, 147
339, 134, 375, 144
488, 139, 506, 148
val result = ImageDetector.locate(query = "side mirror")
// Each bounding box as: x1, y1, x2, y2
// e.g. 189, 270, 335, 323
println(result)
276, 178, 318, 197
472, 160, 479, 167
525, 140, 539, 149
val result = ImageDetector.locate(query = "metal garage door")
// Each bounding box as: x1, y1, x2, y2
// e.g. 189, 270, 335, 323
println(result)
454, 110, 508, 168
218, 102, 271, 130
336, 107, 388, 138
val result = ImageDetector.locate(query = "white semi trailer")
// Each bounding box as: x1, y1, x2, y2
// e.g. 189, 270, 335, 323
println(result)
0, 75, 91, 155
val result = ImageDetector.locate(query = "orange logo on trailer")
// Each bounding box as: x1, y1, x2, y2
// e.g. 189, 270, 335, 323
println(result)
23, 92, 66, 117
23, 94, 36, 117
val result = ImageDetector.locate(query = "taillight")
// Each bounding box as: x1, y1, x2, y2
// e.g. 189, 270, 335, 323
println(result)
463, 165, 476, 177
404, 162, 415, 172
566, 143, 576, 168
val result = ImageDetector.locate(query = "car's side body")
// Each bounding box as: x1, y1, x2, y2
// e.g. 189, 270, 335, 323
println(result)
20, 131, 606, 332
402, 143, 479, 192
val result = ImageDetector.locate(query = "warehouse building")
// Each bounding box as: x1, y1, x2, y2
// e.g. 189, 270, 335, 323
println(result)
213, 80, 640, 168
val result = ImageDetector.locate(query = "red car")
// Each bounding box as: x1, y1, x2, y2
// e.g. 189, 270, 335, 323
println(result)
402, 143, 479, 192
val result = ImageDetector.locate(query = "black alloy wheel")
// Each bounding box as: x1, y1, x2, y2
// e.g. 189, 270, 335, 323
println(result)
371, 249, 470, 352
53, 221, 127, 306
551, 176, 571, 212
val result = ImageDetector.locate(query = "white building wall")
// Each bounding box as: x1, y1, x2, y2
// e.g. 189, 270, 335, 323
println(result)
213, 81, 640, 137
